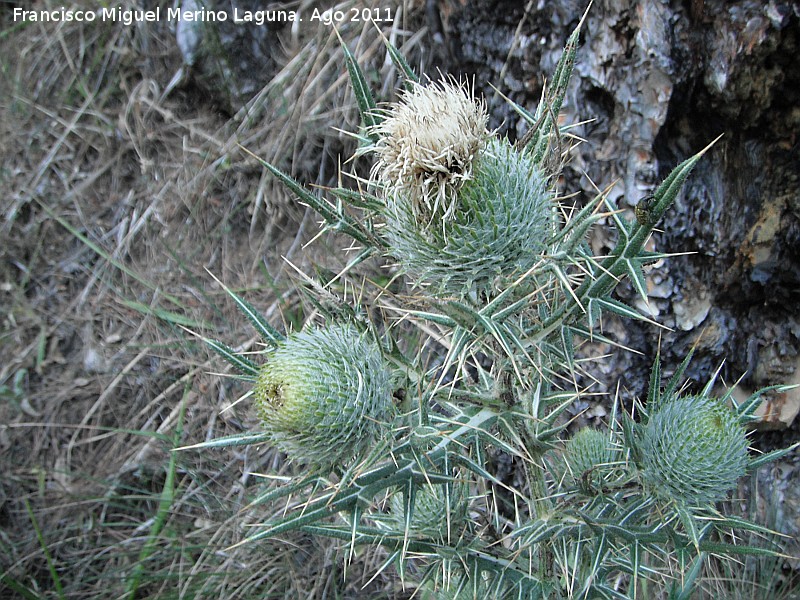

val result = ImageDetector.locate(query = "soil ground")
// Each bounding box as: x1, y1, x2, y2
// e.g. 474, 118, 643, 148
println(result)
0, 1, 426, 597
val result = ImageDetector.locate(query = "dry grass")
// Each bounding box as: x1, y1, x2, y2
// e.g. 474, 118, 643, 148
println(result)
0, 1, 432, 597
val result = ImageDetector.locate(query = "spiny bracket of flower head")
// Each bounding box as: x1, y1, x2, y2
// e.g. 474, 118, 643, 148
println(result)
377, 132, 557, 297
253, 323, 394, 469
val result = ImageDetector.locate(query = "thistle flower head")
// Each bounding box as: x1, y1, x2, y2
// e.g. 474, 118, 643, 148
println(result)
253, 324, 393, 468
369, 78, 488, 223
383, 136, 556, 296
637, 395, 749, 505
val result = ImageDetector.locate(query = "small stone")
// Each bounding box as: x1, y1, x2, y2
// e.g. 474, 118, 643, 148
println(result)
589, 404, 607, 419
672, 288, 712, 331
83, 347, 109, 374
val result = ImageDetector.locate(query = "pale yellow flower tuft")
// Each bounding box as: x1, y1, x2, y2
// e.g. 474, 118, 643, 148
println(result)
369, 79, 489, 223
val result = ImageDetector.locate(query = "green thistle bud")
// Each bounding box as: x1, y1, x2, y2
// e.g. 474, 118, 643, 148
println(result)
563, 427, 620, 489
388, 483, 469, 540
253, 324, 393, 468
637, 395, 749, 505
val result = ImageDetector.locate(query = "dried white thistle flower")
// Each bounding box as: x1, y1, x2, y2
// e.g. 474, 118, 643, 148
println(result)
383, 136, 555, 296
368, 79, 489, 223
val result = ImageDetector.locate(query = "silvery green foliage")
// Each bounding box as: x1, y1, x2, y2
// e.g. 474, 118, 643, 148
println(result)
637, 395, 749, 505
382, 136, 555, 297
419, 579, 491, 600
253, 323, 393, 468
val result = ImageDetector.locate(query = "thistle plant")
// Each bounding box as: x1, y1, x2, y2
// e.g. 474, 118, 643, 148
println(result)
188, 9, 799, 598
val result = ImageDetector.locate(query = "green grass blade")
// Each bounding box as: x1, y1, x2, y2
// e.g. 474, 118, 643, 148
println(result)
126, 380, 187, 600
120, 299, 213, 330
34, 198, 185, 309
24, 499, 64, 600
0, 573, 41, 600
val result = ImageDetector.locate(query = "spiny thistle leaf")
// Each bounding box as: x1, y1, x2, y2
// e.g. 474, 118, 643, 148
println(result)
204, 338, 258, 378
735, 383, 798, 423
624, 259, 649, 306
659, 347, 695, 409
541, 138, 720, 336
176, 431, 272, 451
241, 146, 377, 248
630, 135, 722, 242
379, 29, 419, 84
527, 8, 587, 163
647, 348, 662, 408
748, 441, 800, 470
206, 269, 284, 345
337, 31, 380, 138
